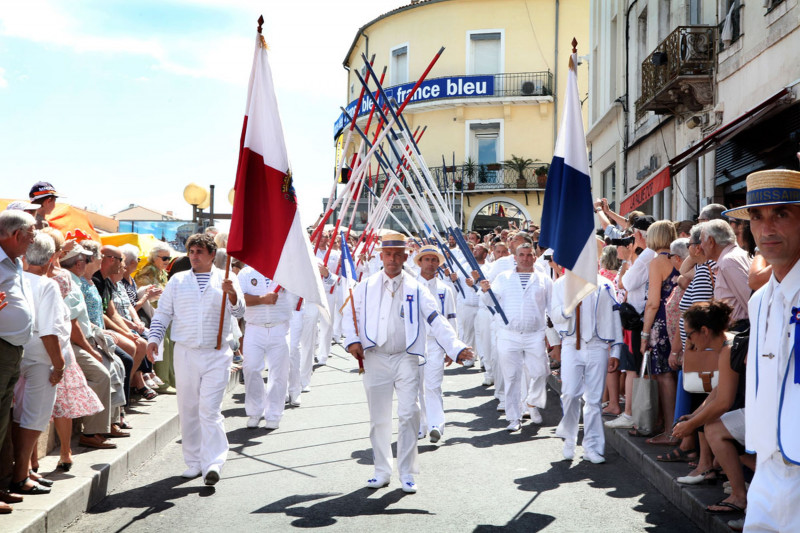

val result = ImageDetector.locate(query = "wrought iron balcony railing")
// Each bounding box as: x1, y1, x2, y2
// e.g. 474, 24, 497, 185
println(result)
636, 25, 716, 120
429, 163, 550, 191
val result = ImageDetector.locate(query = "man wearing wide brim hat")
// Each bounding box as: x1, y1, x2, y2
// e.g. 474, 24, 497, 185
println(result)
343, 232, 473, 493
414, 245, 458, 445
725, 169, 800, 531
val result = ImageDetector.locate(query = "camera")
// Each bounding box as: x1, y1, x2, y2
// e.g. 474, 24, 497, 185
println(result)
610, 236, 634, 247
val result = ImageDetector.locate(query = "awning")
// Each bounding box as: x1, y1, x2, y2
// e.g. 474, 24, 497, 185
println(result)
620, 166, 671, 215
669, 88, 793, 175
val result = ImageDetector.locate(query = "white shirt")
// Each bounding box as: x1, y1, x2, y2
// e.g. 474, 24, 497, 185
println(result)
621, 248, 657, 314
238, 266, 297, 325
483, 269, 552, 333
377, 272, 406, 354
22, 273, 70, 365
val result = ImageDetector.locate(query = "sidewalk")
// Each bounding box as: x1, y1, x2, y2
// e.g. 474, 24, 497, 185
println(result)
547, 371, 739, 533
3, 368, 240, 533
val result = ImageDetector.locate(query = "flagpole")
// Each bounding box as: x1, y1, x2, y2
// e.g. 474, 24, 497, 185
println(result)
215, 254, 232, 350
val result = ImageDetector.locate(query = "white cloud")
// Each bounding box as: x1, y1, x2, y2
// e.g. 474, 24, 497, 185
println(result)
0, 67, 7, 88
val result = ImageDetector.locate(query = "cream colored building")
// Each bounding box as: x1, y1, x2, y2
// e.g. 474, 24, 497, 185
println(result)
335, 0, 589, 233
588, 0, 800, 221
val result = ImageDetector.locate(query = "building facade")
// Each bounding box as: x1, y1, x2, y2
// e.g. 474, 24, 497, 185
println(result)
588, 0, 800, 221
335, 0, 590, 233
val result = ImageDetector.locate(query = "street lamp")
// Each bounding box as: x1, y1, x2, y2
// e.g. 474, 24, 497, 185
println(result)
183, 183, 209, 227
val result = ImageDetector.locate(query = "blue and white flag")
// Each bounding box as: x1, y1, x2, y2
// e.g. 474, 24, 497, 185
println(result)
339, 231, 358, 287
539, 50, 597, 314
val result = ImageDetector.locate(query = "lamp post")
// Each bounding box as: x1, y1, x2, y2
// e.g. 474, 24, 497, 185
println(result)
183, 182, 234, 232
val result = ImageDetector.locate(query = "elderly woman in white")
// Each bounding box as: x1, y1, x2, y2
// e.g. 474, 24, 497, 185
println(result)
11, 233, 68, 494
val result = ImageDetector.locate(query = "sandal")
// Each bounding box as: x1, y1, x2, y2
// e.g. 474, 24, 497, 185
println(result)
9, 478, 50, 495
706, 500, 746, 514
57, 462, 73, 472
133, 387, 158, 400
646, 433, 680, 446
657, 448, 698, 462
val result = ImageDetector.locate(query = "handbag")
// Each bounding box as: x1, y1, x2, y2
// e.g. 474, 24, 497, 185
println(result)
631, 350, 659, 435
618, 302, 644, 330
683, 348, 719, 393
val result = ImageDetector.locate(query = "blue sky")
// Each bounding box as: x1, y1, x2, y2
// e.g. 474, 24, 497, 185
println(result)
0, 0, 400, 229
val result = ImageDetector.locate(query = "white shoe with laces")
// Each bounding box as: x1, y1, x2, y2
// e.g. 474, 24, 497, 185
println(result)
528, 406, 543, 424
604, 413, 634, 429
246, 416, 261, 429
583, 450, 606, 464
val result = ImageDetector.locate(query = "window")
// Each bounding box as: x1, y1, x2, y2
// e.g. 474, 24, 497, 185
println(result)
390, 45, 408, 86
468, 32, 502, 75
719, 0, 741, 51
636, 8, 648, 101
602, 165, 617, 211
467, 121, 503, 184
689, 0, 701, 24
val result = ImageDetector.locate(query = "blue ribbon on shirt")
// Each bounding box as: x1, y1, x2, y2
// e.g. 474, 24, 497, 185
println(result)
791, 307, 800, 385
406, 294, 414, 324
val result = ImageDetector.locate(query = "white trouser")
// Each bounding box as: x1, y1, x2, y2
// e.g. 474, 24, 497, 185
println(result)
493, 325, 505, 401
173, 344, 231, 476
299, 305, 318, 388
243, 322, 290, 422
475, 307, 494, 380
745, 452, 800, 532
332, 284, 343, 339
555, 339, 609, 455
363, 350, 420, 480
317, 292, 335, 363
497, 329, 548, 422
418, 363, 426, 434
288, 310, 304, 401
423, 341, 446, 433
458, 304, 477, 355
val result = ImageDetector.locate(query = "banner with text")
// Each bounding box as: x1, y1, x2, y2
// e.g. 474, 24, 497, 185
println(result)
333, 74, 495, 138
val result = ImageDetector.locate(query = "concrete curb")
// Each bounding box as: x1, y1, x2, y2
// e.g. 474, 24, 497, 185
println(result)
4, 368, 241, 533
547, 373, 738, 533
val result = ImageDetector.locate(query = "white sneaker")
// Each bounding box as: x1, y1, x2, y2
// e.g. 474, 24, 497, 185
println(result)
429, 427, 441, 444
528, 406, 543, 424
289, 396, 301, 407
583, 450, 606, 464
366, 476, 390, 489
417, 430, 426, 440
496, 402, 505, 412
604, 413, 634, 429
482, 376, 494, 387
204, 467, 220, 486
563, 441, 575, 460
302, 385, 311, 393
246, 416, 261, 429
506, 420, 521, 432
462, 359, 474, 368
264, 419, 280, 430
400, 476, 417, 493
181, 466, 202, 479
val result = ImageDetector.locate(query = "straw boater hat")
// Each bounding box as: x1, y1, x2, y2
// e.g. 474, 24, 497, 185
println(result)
378, 232, 407, 250
724, 169, 800, 220
413, 244, 446, 266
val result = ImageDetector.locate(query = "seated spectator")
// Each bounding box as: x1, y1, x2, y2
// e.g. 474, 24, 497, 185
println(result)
12, 233, 65, 494
134, 242, 172, 289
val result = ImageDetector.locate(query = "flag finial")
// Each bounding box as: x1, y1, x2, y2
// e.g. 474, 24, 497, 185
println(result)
572, 38, 578, 54
257, 15, 264, 34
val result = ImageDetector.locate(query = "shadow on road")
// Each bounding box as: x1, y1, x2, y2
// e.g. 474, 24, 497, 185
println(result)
252, 488, 432, 527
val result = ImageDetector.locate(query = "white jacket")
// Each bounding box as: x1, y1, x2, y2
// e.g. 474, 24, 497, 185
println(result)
150, 266, 245, 350
343, 271, 466, 359
482, 269, 552, 333
550, 275, 624, 357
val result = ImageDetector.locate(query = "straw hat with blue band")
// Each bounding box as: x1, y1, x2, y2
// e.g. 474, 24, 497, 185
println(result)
378, 232, 408, 250
723, 169, 800, 220
413, 244, 446, 266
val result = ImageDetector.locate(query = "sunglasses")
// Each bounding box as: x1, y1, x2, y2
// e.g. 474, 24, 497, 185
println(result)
159, 256, 172, 261
103, 255, 122, 262
688, 240, 701, 246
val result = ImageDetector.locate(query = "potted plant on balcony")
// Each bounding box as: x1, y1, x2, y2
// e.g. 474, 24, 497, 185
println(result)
460, 157, 476, 191
535, 165, 548, 188
475, 164, 488, 189
503, 154, 534, 189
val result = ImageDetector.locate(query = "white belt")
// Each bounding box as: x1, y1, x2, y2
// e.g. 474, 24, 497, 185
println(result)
249, 321, 288, 328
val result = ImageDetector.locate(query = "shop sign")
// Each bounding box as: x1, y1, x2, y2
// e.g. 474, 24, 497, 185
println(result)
620, 166, 671, 215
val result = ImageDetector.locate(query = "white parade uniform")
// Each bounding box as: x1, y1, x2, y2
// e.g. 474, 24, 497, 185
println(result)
487, 255, 516, 403
483, 268, 552, 424
316, 248, 340, 364
238, 267, 298, 424
744, 259, 800, 532
551, 275, 623, 457
149, 267, 245, 478
452, 267, 479, 352
420, 275, 458, 436
343, 270, 466, 482
474, 262, 496, 382
288, 274, 334, 398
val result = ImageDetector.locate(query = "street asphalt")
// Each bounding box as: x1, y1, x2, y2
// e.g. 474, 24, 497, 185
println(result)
64, 343, 701, 533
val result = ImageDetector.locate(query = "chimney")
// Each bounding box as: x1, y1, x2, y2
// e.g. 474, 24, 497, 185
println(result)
166, 211, 174, 216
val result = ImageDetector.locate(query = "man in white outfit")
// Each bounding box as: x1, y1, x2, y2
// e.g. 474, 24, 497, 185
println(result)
550, 273, 623, 463
238, 266, 299, 430
415, 245, 459, 444
723, 169, 800, 532
480, 243, 552, 432
315, 231, 340, 365
344, 233, 473, 493
147, 234, 244, 486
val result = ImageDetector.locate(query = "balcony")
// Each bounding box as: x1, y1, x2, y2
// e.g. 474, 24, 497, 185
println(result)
636, 26, 716, 120
429, 163, 550, 192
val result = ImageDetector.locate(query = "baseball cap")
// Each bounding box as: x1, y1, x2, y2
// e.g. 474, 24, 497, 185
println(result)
29, 181, 60, 201
6, 200, 39, 211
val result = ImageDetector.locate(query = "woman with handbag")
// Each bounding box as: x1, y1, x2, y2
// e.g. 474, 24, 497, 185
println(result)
639, 221, 681, 443
671, 301, 745, 494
